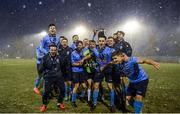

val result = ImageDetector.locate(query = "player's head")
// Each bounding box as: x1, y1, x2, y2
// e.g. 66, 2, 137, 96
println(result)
49, 43, 57, 56
89, 40, 96, 49
107, 36, 115, 47
98, 36, 106, 47
117, 31, 125, 40
113, 32, 118, 42
76, 40, 83, 52
83, 38, 89, 47
112, 51, 125, 64
113, 33, 118, 39
72, 35, 79, 43
60, 36, 65, 42
48, 23, 57, 35
61, 37, 68, 48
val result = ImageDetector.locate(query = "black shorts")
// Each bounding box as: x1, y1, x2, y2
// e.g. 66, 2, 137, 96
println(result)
85, 72, 95, 80
72, 72, 87, 83
113, 72, 128, 84
93, 72, 113, 83
126, 79, 149, 97
63, 73, 72, 82
112, 72, 123, 84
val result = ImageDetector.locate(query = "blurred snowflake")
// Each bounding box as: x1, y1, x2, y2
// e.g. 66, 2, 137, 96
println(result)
38, 1, 42, 5
88, 2, 91, 7
22, 5, 26, 9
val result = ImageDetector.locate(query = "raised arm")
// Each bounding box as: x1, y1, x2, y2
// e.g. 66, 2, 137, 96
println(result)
137, 58, 160, 70
92, 30, 99, 41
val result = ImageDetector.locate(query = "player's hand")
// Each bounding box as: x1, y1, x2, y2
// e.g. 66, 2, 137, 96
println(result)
152, 61, 160, 70
109, 61, 115, 64
76, 61, 83, 66
79, 59, 84, 64
120, 77, 123, 84
94, 30, 100, 35
93, 29, 97, 35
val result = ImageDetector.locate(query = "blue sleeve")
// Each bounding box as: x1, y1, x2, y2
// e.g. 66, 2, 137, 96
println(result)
71, 43, 76, 50
107, 52, 112, 63
92, 48, 99, 58
36, 48, 44, 59
97, 58, 104, 67
39, 38, 48, 54
56, 38, 60, 50
92, 34, 97, 40
71, 52, 76, 64
132, 57, 138, 64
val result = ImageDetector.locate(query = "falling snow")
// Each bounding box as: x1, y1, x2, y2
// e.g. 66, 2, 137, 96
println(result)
38, 1, 42, 5
1, 0, 180, 57
22, 5, 26, 9
88, 2, 91, 7
10, 12, 14, 15
155, 47, 160, 52
174, 41, 177, 44
61, 0, 65, 3
18, 25, 22, 27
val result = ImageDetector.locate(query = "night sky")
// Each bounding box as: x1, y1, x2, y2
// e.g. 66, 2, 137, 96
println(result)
0, 0, 180, 56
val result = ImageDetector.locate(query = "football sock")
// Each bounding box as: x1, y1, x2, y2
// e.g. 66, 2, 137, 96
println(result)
110, 89, 115, 106
72, 93, 77, 103
65, 85, 68, 98
87, 89, 91, 101
93, 89, 99, 105
134, 100, 143, 113
34, 76, 41, 88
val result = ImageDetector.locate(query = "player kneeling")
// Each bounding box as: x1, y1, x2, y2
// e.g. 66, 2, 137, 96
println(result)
111, 51, 160, 113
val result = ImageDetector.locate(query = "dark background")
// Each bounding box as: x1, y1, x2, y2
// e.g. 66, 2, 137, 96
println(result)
0, 0, 180, 58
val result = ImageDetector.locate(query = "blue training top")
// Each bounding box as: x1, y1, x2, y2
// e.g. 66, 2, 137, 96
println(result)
71, 42, 76, 50
97, 46, 115, 73
121, 57, 148, 83
39, 34, 60, 54
71, 49, 84, 72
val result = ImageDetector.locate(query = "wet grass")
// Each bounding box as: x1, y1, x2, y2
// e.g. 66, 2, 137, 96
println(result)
0, 59, 180, 113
